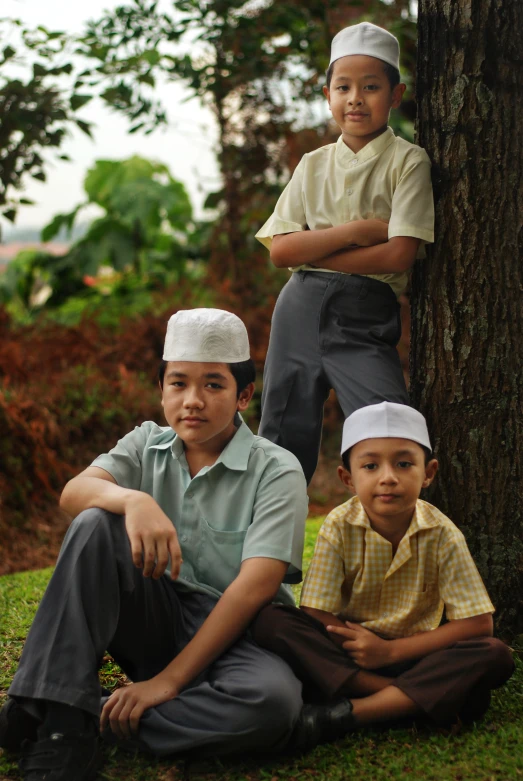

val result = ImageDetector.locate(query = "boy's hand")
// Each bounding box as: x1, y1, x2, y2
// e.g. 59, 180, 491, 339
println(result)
349, 218, 389, 247
124, 494, 183, 580
100, 674, 179, 739
327, 621, 392, 669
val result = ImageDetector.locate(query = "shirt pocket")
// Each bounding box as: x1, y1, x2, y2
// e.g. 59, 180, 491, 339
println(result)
198, 517, 248, 595
386, 583, 440, 632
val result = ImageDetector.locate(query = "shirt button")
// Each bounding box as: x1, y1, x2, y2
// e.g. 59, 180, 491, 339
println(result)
181, 535, 187, 542
186, 491, 193, 498
347, 188, 353, 195
351, 159, 357, 165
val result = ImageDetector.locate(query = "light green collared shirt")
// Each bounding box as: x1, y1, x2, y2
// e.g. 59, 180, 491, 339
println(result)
91, 418, 308, 605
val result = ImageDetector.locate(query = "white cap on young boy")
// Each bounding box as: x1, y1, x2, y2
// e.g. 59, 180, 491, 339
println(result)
163, 308, 250, 363
341, 402, 431, 455
329, 22, 400, 71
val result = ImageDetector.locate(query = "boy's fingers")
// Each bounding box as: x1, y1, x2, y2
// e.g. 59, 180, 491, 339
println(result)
327, 625, 357, 638
100, 697, 114, 732
169, 537, 183, 580
152, 540, 169, 579
129, 534, 143, 569
142, 536, 157, 577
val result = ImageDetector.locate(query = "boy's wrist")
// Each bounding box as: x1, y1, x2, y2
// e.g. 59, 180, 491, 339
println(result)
387, 638, 400, 665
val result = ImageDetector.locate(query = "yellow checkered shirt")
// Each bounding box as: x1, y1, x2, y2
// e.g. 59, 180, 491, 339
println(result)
300, 497, 494, 639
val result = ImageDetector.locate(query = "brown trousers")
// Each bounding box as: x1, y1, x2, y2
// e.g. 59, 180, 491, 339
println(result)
251, 604, 514, 725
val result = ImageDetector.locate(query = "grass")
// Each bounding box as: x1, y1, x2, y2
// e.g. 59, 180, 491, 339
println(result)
1, 518, 522, 781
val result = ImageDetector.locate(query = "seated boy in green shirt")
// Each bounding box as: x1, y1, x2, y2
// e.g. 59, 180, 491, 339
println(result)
0, 309, 308, 780
253, 402, 514, 749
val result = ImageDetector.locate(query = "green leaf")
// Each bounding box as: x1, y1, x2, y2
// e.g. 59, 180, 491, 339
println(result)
42, 206, 82, 241
76, 119, 93, 138
3, 209, 17, 223
3, 45, 16, 61
138, 72, 155, 87
70, 94, 93, 111
142, 49, 161, 66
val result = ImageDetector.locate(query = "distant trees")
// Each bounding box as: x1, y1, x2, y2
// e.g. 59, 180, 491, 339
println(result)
1, 2, 416, 293
0, 156, 203, 322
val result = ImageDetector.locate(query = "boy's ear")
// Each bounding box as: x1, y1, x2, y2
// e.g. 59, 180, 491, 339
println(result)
323, 85, 331, 105
338, 465, 354, 492
159, 380, 164, 405
237, 382, 255, 412
422, 458, 438, 488
391, 82, 406, 109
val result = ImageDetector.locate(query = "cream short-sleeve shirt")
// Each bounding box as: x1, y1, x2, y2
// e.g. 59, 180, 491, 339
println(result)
255, 127, 434, 297
300, 497, 494, 639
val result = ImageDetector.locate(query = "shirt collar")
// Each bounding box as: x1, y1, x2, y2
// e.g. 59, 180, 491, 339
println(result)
335, 126, 396, 167
148, 414, 254, 472
345, 496, 442, 536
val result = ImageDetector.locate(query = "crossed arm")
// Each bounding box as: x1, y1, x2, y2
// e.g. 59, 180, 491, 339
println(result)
61, 469, 289, 738
270, 220, 420, 275
300, 605, 494, 670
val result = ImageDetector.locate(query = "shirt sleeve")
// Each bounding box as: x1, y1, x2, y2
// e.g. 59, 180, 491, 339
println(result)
437, 527, 495, 620
240, 458, 308, 583
388, 148, 435, 246
90, 423, 153, 489
299, 517, 346, 612
255, 157, 307, 251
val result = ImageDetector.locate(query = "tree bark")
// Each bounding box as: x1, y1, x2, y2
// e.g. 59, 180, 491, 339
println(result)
412, 0, 523, 639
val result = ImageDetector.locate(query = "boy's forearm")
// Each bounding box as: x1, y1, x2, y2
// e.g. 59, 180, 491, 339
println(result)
313, 236, 419, 275
270, 223, 364, 268
160, 558, 288, 693
60, 473, 147, 519
388, 613, 494, 665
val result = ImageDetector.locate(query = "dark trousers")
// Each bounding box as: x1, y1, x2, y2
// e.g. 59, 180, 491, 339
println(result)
259, 271, 409, 483
251, 604, 515, 726
8, 509, 302, 756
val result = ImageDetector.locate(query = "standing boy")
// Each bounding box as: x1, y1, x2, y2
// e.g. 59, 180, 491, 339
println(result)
0, 309, 307, 780
256, 22, 434, 483
253, 403, 514, 747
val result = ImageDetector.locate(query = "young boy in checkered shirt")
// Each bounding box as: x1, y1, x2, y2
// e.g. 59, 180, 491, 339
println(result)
252, 402, 514, 749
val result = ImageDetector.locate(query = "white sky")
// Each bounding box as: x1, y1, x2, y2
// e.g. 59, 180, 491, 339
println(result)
2, 0, 220, 233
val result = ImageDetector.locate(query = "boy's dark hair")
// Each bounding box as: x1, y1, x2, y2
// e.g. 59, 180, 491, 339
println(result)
158, 359, 255, 399
342, 444, 433, 472
325, 60, 400, 90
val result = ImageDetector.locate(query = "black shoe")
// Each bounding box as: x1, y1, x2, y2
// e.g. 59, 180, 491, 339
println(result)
0, 699, 39, 754
18, 729, 100, 781
289, 699, 356, 752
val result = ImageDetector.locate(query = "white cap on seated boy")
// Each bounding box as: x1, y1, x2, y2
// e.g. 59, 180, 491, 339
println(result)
163, 308, 250, 363
341, 401, 431, 456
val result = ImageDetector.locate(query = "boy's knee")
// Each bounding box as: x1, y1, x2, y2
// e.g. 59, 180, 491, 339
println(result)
256, 667, 302, 736
64, 508, 125, 552
481, 637, 514, 681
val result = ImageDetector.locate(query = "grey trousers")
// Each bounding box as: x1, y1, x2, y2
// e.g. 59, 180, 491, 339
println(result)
259, 271, 409, 483
8, 509, 303, 757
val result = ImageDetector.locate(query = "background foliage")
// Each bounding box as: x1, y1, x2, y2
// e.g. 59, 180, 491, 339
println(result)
0, 1, 413, 571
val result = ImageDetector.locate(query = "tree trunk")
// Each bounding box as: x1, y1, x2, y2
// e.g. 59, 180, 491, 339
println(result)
411, 0, 523, 639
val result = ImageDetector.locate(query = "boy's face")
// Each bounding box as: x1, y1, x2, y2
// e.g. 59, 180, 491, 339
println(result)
160, 361, 253, 452
338, 437, 438, 530
323, 55, 405, 152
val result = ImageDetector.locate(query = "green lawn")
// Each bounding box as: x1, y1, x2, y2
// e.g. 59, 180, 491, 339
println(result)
1, 518, 522, 781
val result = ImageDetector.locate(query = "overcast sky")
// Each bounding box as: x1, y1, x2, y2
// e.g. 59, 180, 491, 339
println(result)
3, 0, 220, 234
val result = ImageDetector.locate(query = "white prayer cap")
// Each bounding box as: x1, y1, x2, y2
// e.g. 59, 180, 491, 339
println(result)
163, 308, 250, 363
329, 22, 400, 71
341, 402, 431, 456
